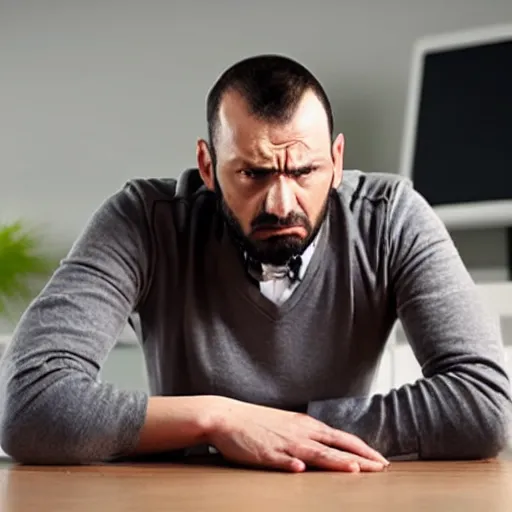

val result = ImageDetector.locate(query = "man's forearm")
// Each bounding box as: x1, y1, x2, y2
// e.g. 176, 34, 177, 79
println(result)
130, 396, 217, 455
307, 366, 512, 460
349, 180, 512, 460
1, 369, 218, 464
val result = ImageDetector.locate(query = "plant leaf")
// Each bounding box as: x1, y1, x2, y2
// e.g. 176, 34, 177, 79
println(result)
0, 220, 57, 317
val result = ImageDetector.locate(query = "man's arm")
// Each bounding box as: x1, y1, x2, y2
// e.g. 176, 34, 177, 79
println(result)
307, 180, 512, 460
0, 182, 157, 464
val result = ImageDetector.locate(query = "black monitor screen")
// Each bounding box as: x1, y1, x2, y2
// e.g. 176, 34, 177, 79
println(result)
412, 39, 512, 206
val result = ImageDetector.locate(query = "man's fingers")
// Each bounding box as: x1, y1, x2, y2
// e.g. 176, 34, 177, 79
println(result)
316, 427, 389, 466
348, 453, 388, 472
291, 442, 382, 472
269, 453, 306, 473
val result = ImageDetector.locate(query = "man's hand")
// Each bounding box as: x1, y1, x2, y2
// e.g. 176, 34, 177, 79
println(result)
207, 396, 389, 473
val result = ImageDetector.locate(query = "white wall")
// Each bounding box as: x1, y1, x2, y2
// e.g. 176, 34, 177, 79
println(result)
1, 0, 512, 334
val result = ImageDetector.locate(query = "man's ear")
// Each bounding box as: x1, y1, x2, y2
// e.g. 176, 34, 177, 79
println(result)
196, 139, 215, 191
331, 133, 345, 188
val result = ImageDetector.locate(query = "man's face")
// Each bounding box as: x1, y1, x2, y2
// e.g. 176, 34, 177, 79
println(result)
198, 89, 344, 265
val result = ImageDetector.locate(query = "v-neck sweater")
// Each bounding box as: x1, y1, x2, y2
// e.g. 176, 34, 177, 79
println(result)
1, 168, 511, 464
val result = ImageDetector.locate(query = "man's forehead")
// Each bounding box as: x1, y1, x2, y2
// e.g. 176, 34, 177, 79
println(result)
217, 90, 330, 141
230, 142, 319, 167
216, 91, 331, 164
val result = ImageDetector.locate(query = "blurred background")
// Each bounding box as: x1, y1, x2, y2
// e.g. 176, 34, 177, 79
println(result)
1, 1, 511, 402
1, 0, 511, 255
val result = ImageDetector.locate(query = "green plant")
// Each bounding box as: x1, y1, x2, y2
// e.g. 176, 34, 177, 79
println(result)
0, 220, 58, 319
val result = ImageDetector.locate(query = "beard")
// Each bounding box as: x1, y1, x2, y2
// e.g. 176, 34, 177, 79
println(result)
215, 178, 331, 266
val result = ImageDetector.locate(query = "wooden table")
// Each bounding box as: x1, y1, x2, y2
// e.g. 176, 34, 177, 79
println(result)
1, 453, 512, 512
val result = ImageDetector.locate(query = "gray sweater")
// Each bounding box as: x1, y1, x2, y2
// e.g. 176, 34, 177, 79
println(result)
1, 169, 511, 464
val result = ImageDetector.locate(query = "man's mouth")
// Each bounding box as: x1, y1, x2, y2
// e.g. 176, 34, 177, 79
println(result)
251, 226, 307, 239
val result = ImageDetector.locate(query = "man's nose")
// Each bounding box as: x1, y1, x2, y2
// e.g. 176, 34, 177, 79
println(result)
264, 175, 297, 218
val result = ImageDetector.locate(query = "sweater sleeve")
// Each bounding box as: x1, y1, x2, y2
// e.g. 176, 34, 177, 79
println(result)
307, 180, 512, 460
0, 182, 150, 464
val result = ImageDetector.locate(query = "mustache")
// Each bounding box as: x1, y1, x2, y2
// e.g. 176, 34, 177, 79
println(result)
251, 212, 311, 232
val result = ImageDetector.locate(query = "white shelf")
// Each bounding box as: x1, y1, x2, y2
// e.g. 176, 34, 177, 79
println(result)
433, 201, 512, 230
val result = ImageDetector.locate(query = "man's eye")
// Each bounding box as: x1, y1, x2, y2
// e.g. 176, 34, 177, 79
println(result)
288, 167, 314, 178
240, 167, 315, 180
242, 169, 269, 179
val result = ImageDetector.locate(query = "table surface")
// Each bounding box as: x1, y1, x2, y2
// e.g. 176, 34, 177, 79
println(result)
1, 453, 512, 512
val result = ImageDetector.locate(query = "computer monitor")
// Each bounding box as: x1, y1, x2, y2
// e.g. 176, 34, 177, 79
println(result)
399, 24, 512, 230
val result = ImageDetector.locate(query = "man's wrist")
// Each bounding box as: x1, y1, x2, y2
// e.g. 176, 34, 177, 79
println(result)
197, 395, 230, 442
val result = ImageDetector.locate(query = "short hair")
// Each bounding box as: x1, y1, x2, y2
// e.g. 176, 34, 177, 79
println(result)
206, 54, 334, 161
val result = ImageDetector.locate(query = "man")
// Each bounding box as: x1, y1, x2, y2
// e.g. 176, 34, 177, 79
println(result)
0, 55, 511, 473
